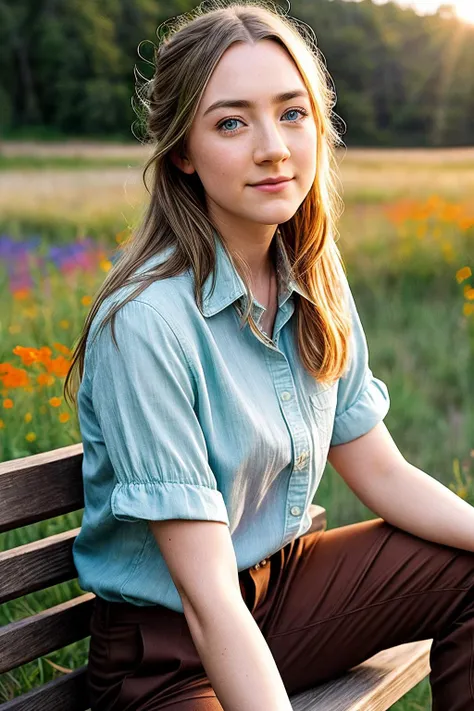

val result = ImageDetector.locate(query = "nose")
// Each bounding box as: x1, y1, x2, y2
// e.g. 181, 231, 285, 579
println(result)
253, 122, 290, 164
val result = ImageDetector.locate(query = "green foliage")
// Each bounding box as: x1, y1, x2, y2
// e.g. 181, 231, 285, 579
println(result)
0, 0, 473, 145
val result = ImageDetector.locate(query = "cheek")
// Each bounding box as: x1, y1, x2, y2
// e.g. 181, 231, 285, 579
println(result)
198, 141, 247, 189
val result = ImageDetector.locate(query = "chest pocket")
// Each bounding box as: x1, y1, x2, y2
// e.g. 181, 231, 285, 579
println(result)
309, 382, 338, 442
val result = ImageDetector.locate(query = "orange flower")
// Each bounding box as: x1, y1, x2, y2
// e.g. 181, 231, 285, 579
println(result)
13, 288, 31, 301
1, 367, 30, 389
463, 303, 474, 317
456, 266, 472, 284
47, 356, 72, 378
49, 397, 62, 408
464, 288, 474, 301
100, 259, 112, 272
37, 373, 56, 386
59, 412, 70, 423
81, 295, 92, 306
53, 343, 72, 357
59, 320, 70, 330
3, 399, 14, 409
13, 346, 39, 366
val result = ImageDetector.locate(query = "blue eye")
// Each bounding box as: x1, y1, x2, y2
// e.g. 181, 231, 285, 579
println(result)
216, 107, 309, 135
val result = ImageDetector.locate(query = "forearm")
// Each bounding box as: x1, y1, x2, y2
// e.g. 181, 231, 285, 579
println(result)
359, 460, 474, 552
182, 590, 293, 711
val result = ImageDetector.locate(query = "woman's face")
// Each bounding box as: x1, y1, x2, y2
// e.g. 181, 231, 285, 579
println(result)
173, 40, 318, 238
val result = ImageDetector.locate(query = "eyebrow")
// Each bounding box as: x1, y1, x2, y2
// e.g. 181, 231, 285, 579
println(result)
202, 89, 310, 117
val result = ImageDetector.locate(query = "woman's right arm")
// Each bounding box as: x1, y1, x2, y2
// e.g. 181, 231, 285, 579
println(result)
149, 518, 294, 711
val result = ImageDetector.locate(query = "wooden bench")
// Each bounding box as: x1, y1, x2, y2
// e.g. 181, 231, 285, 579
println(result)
0, 444, 432, 710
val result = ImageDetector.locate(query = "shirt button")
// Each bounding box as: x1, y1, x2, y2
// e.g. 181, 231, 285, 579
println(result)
260, 559, 267, 566
290, 506, 301, 517
281, 391, 292, 401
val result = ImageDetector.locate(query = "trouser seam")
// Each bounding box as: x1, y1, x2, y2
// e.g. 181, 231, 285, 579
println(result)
267, 586, 471, 640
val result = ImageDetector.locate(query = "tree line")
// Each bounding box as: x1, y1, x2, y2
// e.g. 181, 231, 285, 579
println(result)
0, 0, 473, 146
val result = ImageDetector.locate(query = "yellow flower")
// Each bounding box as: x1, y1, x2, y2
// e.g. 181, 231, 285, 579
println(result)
81, 295, 92, 306
25, 432, 36, 442
100, 259, 112, 272
463, 303, 474, 317
464, 287, 474, 301
59, 412, 70, 423
0, 419, 4, 429
456, 266, 472, 284
3, 398, 13, 409
49, 397, 62, 408
59, 320, 70, 330
24, 412, 33, 423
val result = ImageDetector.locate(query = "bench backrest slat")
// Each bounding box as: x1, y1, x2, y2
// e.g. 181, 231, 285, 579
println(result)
0, 529, 79, 604
0, 594, 95, 674
0, 665, 89, 711
0, 445, 84, 533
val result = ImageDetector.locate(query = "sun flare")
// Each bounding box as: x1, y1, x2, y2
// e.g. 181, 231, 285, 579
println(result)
450, 0, 474, 23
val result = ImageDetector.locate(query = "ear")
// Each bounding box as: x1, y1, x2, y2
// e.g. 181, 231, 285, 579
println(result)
169, 147, 196, 175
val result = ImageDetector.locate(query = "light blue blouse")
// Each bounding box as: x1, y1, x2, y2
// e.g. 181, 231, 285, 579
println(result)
73, 230, 390, 612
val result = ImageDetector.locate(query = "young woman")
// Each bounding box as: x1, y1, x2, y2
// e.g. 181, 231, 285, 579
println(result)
65, 2, 474, 709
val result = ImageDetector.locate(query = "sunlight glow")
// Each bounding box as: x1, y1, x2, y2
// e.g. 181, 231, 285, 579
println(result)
372, 0, 474, 25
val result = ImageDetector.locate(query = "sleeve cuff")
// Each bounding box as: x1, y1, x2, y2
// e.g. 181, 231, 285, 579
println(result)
111, 480, 230, 525
330, 375, 390, 446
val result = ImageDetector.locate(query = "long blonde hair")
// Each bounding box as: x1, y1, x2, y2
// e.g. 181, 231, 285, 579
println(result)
64, 0, 351, 407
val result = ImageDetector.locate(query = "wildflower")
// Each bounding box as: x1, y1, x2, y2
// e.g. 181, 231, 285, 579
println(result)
49, 397, 62, 408
456, 266, 472, 284
53, 343, 72, 357
81, 295, 92, 306
25, 432, 36, 442
1, 367, 30, 389
24, 412, 33, 423
100, 259, 112, 272
13, 289, 31, 301
59, 320, 70, 330
37, 373, 55, 386
463, 303, 474, 317
59, 412, 70, 423
464, 287, 474, 301
3, 399, 13, 409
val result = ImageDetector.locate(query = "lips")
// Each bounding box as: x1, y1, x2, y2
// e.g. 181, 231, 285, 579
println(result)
251, 177, 293, 186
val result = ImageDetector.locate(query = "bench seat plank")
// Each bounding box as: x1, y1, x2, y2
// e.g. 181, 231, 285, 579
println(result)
0, 529, 80, 604
0, 594, 95, 674
0, 666, 89, 711
289, 639, 432, 710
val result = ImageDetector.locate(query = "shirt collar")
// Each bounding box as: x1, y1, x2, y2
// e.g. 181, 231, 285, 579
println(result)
201, 228, 306, 318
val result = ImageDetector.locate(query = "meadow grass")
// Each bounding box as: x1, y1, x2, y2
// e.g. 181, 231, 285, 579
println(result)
0, 146, 473, 708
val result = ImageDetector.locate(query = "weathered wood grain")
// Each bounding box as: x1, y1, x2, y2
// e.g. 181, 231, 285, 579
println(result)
0, 444, 84, 533
0, 666, 89, 711
289, 639, 432, 710
0, 593, 95, 674
0, 528, 79, 604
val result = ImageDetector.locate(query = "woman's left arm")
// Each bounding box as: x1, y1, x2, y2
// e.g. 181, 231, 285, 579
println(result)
328, 421, 474, 553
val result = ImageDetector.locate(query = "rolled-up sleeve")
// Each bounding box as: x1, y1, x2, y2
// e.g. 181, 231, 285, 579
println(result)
89, 298, 230, 525
330, 277, 390, 446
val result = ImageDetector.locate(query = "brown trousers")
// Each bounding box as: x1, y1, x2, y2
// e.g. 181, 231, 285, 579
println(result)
87, 518, 474, 710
